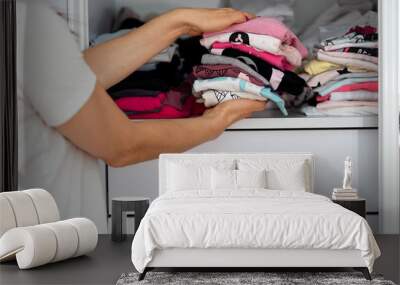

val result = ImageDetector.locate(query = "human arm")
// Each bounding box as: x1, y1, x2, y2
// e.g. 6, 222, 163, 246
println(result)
28, 3, 264, 167
83, 8, 254, 89
57, 83, 266, 167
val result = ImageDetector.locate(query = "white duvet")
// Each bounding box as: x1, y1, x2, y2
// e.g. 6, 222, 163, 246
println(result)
131, 190, 380, 273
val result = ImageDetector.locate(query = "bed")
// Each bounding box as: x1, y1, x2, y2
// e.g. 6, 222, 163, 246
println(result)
131, 153, 380, 281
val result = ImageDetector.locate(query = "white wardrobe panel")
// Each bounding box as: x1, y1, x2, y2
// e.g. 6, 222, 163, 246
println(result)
109, 129, 379, 231
47, 0, 68, 15
379, 0, 400, 234
293, 0, 336, 32
114, 0, 223, 19
88, 0, 115, 40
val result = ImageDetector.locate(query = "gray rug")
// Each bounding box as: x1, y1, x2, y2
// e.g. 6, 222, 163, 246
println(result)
116, 272, 396, 285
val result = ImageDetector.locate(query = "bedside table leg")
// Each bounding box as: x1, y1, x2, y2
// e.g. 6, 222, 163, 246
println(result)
112, 201, 124, 242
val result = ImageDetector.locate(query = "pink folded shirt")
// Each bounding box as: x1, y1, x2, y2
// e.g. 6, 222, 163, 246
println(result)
126, 96, 205, 119
115, 93, 166, 112
204, 16, 308, 59
317, 81, 378, 102
211, 42, 294, 71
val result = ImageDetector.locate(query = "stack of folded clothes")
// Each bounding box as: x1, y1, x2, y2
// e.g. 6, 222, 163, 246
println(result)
92, 8, 207, 119
192, 16, 312, 116
302, 25, 378, 117
110, 77, 204, 119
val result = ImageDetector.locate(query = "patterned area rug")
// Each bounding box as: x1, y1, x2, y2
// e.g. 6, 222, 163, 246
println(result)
116, 272, 396, 285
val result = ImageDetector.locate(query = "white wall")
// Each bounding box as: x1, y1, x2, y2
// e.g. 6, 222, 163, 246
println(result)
109, 129, 379, 231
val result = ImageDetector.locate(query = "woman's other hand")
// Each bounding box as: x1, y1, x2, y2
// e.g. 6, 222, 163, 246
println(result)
203, 100, 266, 136
172, 8, 255, 36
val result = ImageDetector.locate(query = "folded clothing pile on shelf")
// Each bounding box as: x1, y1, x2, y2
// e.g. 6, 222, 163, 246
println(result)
300, 0, 377, 52
192, 16, 313, 116
92, 8, 207, 119
332, 188, 359, 200
302, 25, 378, 117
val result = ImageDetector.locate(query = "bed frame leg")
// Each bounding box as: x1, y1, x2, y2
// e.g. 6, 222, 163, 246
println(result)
138, 268, 148, 281
354, 267, 371, 280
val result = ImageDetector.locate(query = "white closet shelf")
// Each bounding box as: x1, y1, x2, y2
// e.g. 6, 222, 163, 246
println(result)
227, 110, 378, 130
131, 110, 378, 130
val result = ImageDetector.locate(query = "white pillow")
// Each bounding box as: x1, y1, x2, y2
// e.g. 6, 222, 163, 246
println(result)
167, 163, 211, 191
267, 167, 306, 191
166, 160, 236, 191
238, 159, 309, 191
211, 168, 236, 190
211, 169, 268, 190
237, 169, 267, 189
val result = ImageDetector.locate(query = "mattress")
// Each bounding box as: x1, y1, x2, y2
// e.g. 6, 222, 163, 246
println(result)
131, 189, 380, 273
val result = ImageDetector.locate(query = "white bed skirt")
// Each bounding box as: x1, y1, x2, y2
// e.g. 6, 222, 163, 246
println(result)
148, 248, 366, 268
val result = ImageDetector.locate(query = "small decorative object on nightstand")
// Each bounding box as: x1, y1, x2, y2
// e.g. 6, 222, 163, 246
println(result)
112, 197, 150, 242
332, 156, 359, 200
332, 198, 366, 218
332, 156, 366, 218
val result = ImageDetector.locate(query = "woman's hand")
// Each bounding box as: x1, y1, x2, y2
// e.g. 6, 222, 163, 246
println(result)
202, 100, 266, 136
172, 8, 255, 36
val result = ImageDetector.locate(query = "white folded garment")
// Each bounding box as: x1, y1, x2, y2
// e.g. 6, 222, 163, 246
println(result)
200, 90, 266, 107
322, 41, 378, 52
317, 50, 378, 71
307, 70, 377, 89
192, 77, 287, 115
301, 105, 378, 117
317, 50, 378, 64
201, 32, 282, 54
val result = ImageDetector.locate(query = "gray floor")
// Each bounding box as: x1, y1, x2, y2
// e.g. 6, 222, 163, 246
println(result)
1, 235, 399, 285
0, 235, 134, 285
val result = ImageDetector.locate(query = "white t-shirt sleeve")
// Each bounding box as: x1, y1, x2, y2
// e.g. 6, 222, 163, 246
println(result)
23, 1, 96, 127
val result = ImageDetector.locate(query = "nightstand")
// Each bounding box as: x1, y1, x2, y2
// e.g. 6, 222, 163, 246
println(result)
332, 198, 366, 218
111, 197, 150, 242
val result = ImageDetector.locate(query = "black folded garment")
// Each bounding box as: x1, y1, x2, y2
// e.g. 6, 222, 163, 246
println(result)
218, 48, 307, 96
118, 17, 144, 30
177, 36, 208, 74
108, 55, 183, 93
344, 47, 378, 57
109, 89, 160, 100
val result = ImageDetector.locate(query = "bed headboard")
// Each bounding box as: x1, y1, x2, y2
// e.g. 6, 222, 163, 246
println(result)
159, 153, 315, 195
